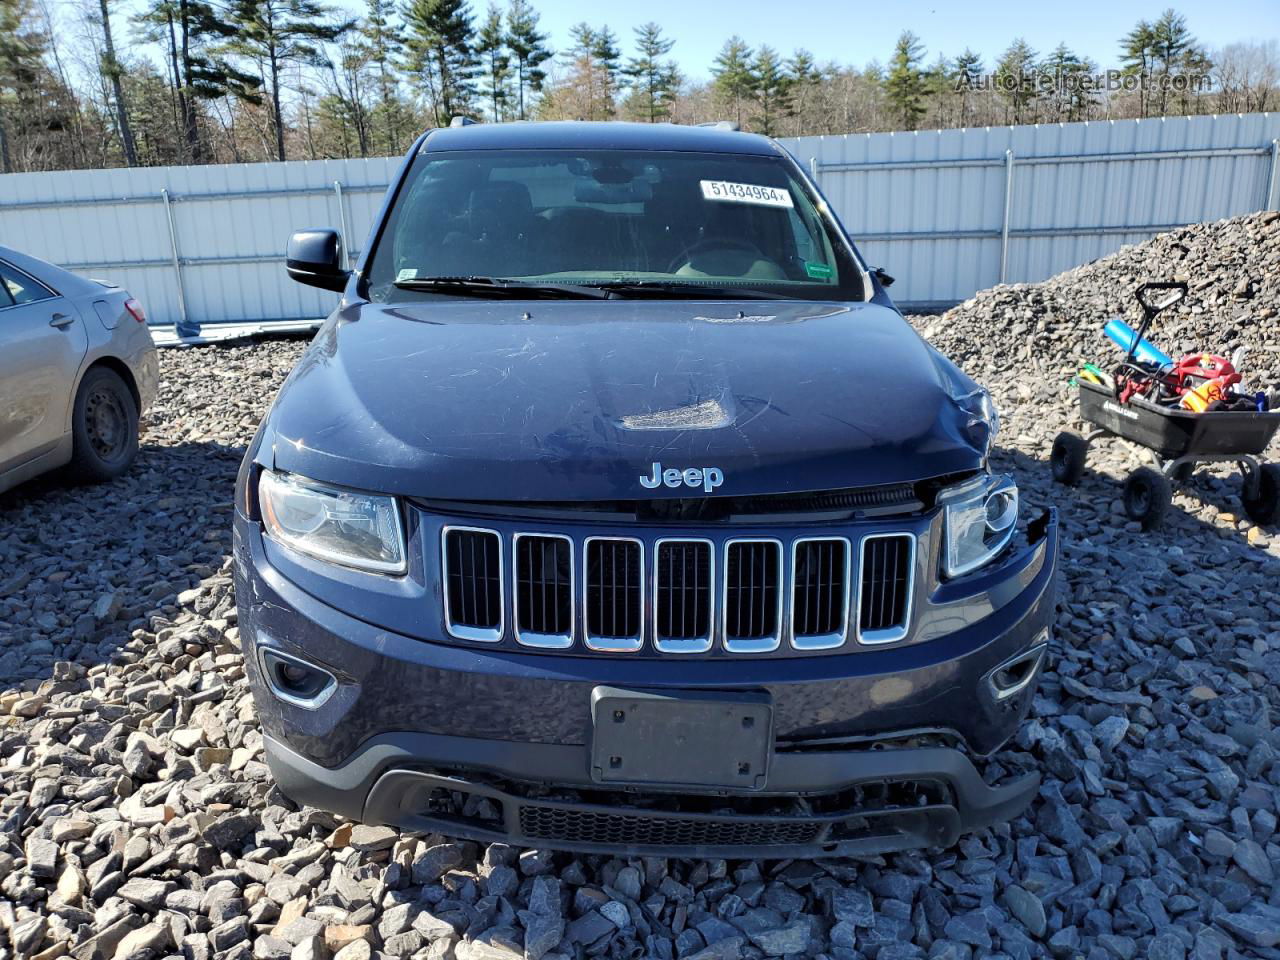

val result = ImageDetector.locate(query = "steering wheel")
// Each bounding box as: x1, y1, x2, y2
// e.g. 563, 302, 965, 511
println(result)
667, 238, 767, 274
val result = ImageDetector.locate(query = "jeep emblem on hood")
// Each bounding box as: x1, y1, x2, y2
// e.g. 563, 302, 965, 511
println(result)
639, 462, 725, 493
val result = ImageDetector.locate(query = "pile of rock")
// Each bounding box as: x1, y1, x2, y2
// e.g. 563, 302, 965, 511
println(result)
915, 209, 1280, 402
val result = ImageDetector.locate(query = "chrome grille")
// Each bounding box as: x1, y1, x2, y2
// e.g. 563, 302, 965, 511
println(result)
442, 527, 503, 642
654, 539, 713, 653
724, 540, 782, 653
437, 527, 917, 655
514, 534, 573, 648
790, 538, 850, 650
857, 534, 914, 644
584, 538, 643, 651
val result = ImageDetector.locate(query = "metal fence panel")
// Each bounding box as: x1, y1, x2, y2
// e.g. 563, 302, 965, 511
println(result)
780, 113, 1280, 305
0, 114, 1276, 327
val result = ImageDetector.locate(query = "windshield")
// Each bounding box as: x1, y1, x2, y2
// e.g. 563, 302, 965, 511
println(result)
363, 148, 865, 302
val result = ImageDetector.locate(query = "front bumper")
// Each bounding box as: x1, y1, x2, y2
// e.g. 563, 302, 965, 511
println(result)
264, 730, 1040, 858
236, 509, 1057, 857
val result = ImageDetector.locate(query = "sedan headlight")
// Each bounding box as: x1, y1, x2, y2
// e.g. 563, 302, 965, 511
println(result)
259, 470, 406, 574
939, 474, 1018, 578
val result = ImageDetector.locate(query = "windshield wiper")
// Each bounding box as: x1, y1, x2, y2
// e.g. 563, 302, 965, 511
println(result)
592, 281, 788, 300
393, 276, 610, 299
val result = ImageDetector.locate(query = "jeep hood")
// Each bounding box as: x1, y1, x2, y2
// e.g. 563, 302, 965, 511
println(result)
264, 299, 988, 500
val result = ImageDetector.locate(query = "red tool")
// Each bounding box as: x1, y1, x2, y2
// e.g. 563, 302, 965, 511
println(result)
1169, 353, 1240, 393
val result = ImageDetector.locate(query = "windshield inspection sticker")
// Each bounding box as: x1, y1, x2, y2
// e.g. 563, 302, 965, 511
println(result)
700, 180, 794, 208
805, 261, 834, 279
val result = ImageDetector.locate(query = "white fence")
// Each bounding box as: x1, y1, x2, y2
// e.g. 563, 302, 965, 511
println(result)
0, 113, 1277, 329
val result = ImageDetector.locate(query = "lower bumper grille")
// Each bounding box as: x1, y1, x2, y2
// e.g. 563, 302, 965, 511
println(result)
517, 803, 822, 848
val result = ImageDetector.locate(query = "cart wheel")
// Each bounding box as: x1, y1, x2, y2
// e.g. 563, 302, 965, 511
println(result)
1123, 467, 1172, 530
1242, 463, 1280, 526
1050, 432, 1088, 486
1164, 460, 1193, 484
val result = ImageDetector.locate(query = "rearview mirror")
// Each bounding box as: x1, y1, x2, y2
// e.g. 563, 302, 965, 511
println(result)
286, 229, 348, 292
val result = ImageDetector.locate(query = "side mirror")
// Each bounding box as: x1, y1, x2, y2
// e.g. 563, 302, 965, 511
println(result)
286, 229, 349, 292
872, 266, 895, 288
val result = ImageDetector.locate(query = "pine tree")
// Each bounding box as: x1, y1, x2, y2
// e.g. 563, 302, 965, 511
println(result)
623, 22, 677, 122
785, 49, 819, 135
592, 24, 622, 114
504, 0, 549, 119
1121, 19, 1157, 116
0, 0, 45, 172
712, 36, 756, 127
353, 0, 408, 152
753, 46, 789, 135
0, 0, 43, 171
995, 38, 1038, 123
475, 4, 509, 121
402, 0, 476, 125
1149, 9, 1203, 115
883, 31, 926, 130
136, 0, 262, 163
225, 0, 354, 160
94, 0, 138, 165
1041, 43, 1095, 120
922, 53, 952, 126
952, 49, 983, 126
554, 23, 618, 119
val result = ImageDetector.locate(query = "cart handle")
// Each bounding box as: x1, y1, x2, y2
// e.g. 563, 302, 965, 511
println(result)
1124, 281, 1188, 369
1136, 281, 1187, 317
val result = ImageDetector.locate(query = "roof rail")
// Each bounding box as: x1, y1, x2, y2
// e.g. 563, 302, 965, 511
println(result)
450, 116, 477, 128
696, 121, 740, 132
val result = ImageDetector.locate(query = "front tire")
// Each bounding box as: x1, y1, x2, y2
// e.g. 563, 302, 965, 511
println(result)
1123, 467, 1171, 531
68, 366, 139, 484
1242, 463, 1280, 526
1050, 432, 1087, 486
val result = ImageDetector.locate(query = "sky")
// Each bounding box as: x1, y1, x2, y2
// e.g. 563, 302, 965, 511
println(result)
521, 0, 1280, 81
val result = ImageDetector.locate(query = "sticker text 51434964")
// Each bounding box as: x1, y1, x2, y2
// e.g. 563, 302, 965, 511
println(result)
699, 180, 794, 208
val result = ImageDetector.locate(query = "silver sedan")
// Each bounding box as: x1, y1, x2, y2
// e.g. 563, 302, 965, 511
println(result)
0, 245, 158, 495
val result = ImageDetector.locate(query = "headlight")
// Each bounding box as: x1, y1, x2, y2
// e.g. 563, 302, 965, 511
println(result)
939, 474, 1018, 578
259, 470, 406, 574
954, 388, 1000, 457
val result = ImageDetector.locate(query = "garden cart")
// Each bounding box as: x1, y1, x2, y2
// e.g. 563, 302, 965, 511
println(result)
1051, 282, 1280, 530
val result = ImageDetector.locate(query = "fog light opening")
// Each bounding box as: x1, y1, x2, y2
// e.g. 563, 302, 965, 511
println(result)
261, 649, 337, 709
986, 640, 1047, 702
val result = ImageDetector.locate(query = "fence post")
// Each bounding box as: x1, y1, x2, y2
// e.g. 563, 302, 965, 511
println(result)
809, 157, 819, 187
160, 189, 194, 338
333, 181, 351, 270
1267, 139, 1279, 211
999, 149, 1015, 285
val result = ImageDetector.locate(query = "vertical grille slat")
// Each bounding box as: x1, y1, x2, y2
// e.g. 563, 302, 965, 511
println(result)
585, 538, 643, 651
443, 528, 503, 642
724, 540, 782, 653
857, 534, 914, 644
514, 534, 573, 648
790, 538, 849, 650
655, 540, 713, 653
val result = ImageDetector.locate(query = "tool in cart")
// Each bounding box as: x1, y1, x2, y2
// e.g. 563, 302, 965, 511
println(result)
1051, 280, 1280, 532
1102, 285, 1257, 410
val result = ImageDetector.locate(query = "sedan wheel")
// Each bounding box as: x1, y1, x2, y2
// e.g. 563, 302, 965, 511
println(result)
69, 366, 139, 483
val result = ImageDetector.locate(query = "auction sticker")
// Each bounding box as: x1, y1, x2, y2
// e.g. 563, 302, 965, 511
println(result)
700, 180, 794, 207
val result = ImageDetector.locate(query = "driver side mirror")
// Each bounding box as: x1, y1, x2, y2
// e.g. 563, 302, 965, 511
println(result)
872, 266, 895, 288
286, 229, 349, 292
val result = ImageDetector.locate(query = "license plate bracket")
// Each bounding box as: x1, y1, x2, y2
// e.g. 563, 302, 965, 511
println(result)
590, 687, 772, 790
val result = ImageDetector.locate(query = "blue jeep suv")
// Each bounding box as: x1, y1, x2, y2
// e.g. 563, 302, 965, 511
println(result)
233, 120, 1059, 858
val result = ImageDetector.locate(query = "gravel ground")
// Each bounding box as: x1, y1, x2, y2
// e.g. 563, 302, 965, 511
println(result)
1, 216, 1278, 960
